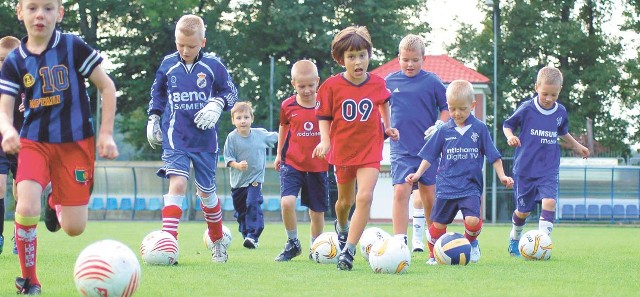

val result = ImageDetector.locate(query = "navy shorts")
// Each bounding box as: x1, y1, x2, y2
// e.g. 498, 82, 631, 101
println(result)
0, 152, 18, 176
157, 149, 218, 193
390, 154, 436, 186
280, 164, 329, 212
513, 174, 558, 213
431, 196, 481, 225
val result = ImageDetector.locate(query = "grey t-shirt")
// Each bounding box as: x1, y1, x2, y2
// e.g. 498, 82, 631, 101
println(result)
223, 127, 278, 188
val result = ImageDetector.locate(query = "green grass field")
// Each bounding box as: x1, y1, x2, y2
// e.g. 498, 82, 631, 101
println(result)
1, 220, 639, 297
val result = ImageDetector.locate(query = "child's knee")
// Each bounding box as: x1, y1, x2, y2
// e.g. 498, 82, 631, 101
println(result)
464, 216, 480, 226
280, 196, 296, 211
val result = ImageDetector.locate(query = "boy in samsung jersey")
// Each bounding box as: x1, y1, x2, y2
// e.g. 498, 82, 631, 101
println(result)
223, 102, 278, 249
273, 60, 329, 261
0, 35, 22, 256
503, 66, 589, 256
406, 80, 513, 265
0, 0, 119, 293
312, 25, 399, 271
147, 14, 238, 263
386, 34, 449, 257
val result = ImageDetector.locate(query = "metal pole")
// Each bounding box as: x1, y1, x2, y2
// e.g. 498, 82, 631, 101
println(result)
491, 1, 499, 224
268, 56, 274, 159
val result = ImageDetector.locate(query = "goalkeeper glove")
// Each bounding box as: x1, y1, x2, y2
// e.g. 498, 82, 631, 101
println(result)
146, 114, 162, 149
424, 120, 444, 141
194, 98, 224, 130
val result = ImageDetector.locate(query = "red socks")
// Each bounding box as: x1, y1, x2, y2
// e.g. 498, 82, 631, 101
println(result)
202, 202, 223, 242
161, 205, 182, 239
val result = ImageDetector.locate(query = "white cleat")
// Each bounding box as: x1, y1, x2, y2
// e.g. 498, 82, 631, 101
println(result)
412, 239, 425, 252
211, 238, 228, 263
470, 240, 480, 263
426, 258, 438, 265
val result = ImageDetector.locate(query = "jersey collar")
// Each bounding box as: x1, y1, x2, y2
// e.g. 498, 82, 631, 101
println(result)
18, 30, 61, 59
532, 96, 558, 115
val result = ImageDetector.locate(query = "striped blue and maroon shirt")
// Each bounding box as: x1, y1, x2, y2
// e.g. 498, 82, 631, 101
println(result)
0, 31, 101, 143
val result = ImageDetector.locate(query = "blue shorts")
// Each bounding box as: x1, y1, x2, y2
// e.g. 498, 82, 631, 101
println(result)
431, 196, 481, 225
513, 174, 558, 213
390, 154, 436, 186
157, 149, 218, 193
279, 164, 329, 212
0, 152, 18, 176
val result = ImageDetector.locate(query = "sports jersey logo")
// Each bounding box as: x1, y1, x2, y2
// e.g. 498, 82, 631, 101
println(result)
393, 88, 400, 93
303, 122, 314, 131
556, 117, 562, 127
197, 72, 207, 88
471, 132, 479, 143
23, 73, 35, 88
171, 76, 177, 88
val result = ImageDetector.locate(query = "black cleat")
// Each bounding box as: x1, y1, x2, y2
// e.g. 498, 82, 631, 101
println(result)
333, 220, 348, 251
16, 277, 41, 295
43, 184, 60, 233
336, 248, 354, 271
274, 238, 302, 262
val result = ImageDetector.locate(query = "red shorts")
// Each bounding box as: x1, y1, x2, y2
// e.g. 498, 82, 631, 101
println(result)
16, 137, 95, 206
334, 162, 380, 184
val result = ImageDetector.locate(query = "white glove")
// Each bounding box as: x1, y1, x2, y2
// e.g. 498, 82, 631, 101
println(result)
424, 120, 444, 141
194, 98, 224, 130
146, 114, 162, 149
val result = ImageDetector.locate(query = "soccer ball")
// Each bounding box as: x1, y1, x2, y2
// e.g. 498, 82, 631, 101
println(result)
140, 230, 179, 265
359, 227, 391, 262
368, 236, 411, 274
310, 232, 340, 264
433, 232, 471, 265
519, 230, 553, 260
74, 239, 141, 297
203, 225, 232, 249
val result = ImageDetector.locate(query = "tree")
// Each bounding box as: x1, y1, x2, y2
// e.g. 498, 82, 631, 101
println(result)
451, 0, 629, 157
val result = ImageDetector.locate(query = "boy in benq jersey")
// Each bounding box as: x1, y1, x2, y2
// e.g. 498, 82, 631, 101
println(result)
406, 80, 513, 265
0, 0, 119, 293
146, 14, 238, 263
313, 25, 399, 271
224, 102, 278, 249
503, 66, 589, 257
274, 60, 329, 262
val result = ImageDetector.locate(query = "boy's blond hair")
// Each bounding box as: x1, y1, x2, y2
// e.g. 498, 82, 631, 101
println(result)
398, 34, 425, 56
446, 80, 475, 104
291, 60, 318, 81
175, 15, 205, 39
0, 36, 20, 51
536, 66, 563, 86
18, 0, 62, 6
231, 101, 253, 118
331, 26, 372, 65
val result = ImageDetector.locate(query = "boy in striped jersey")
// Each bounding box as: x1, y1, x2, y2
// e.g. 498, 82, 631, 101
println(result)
0, 0, 119, 294
147, 14, 238, 263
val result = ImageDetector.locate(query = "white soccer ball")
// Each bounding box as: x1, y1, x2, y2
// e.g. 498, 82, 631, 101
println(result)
140, 230, 179, 265
203, 225, 232, 249
368, 236, 411, 274
74, 239, 141, 297
310, 232, 340, 264
359, 227, 391, 262
519, 230, 553, 260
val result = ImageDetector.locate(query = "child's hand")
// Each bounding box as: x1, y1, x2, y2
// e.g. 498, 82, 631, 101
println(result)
405, 173, 418, 184
500, 175, 514, 189
1, 128, 20, 154
97, 132, 119, 160
273, 155, 281, 171
506, 135, 521, 147
575, 144, 590, 159
235, 160, 248, 171
312, 140, 330, 160
385, 127, 399, 141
